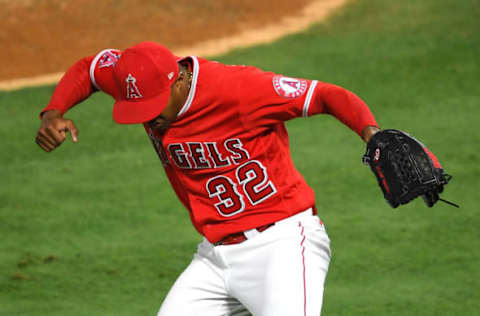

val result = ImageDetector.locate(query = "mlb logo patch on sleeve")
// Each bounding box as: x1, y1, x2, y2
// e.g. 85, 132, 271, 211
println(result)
273, 75, 308, 98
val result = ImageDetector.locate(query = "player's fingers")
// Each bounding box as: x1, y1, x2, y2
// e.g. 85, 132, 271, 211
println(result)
37, 126, 58, 147
36, 138, 52, 152
35, 134, 55, 152
64, 120, 79, 143
36, 132, 57, 148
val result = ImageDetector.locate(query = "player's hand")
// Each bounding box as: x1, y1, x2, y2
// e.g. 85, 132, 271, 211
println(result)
35, 110, 79, 152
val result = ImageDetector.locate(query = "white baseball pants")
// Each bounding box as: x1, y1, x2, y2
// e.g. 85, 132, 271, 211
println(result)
157, 209, 331, 316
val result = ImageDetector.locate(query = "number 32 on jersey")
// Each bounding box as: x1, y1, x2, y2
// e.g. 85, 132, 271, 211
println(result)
206, 160, 277, 217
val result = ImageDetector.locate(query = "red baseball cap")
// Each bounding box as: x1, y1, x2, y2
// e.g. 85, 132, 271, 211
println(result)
112, 42, 179, 124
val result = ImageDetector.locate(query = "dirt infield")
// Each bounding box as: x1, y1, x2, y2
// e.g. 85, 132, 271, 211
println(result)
0, 0, 348, 90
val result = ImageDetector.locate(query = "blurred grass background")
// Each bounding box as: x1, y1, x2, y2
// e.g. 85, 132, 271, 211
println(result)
1, 0, 479, 315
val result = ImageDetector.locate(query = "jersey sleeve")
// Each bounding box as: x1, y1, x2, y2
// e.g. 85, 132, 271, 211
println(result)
40, 48, 123, 118
236, 66, 378, 137
41, 56, 96, 116
306, 81, 379, 137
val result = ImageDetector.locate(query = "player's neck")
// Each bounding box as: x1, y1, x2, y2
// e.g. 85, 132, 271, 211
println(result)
159, 62, 193, 123
173, 62, 193, 111
179, 62, 193, 90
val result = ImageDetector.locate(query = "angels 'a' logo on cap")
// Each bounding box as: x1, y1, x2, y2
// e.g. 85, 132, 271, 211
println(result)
273, 75, 308, 98
126, 74, 143, 99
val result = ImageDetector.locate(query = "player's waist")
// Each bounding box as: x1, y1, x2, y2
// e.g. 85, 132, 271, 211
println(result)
213, 207, 315, 246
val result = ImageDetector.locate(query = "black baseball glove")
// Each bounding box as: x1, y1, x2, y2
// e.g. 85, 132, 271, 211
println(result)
363, 129, 457, 208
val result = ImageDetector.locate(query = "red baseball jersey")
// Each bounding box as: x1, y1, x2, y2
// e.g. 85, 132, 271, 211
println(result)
87, 50, 367, 243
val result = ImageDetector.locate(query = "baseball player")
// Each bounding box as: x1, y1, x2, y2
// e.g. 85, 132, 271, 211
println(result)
36, 41, 380, 316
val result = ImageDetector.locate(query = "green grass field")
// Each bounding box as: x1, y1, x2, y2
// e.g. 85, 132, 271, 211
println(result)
1, 0, 479, 315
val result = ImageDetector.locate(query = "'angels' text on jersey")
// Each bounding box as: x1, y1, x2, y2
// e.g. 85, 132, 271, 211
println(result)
167, 138, 249, 169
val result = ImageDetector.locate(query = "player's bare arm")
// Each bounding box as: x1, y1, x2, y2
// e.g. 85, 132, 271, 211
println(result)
361, 125, 380, 143
36, 109, 78, 152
